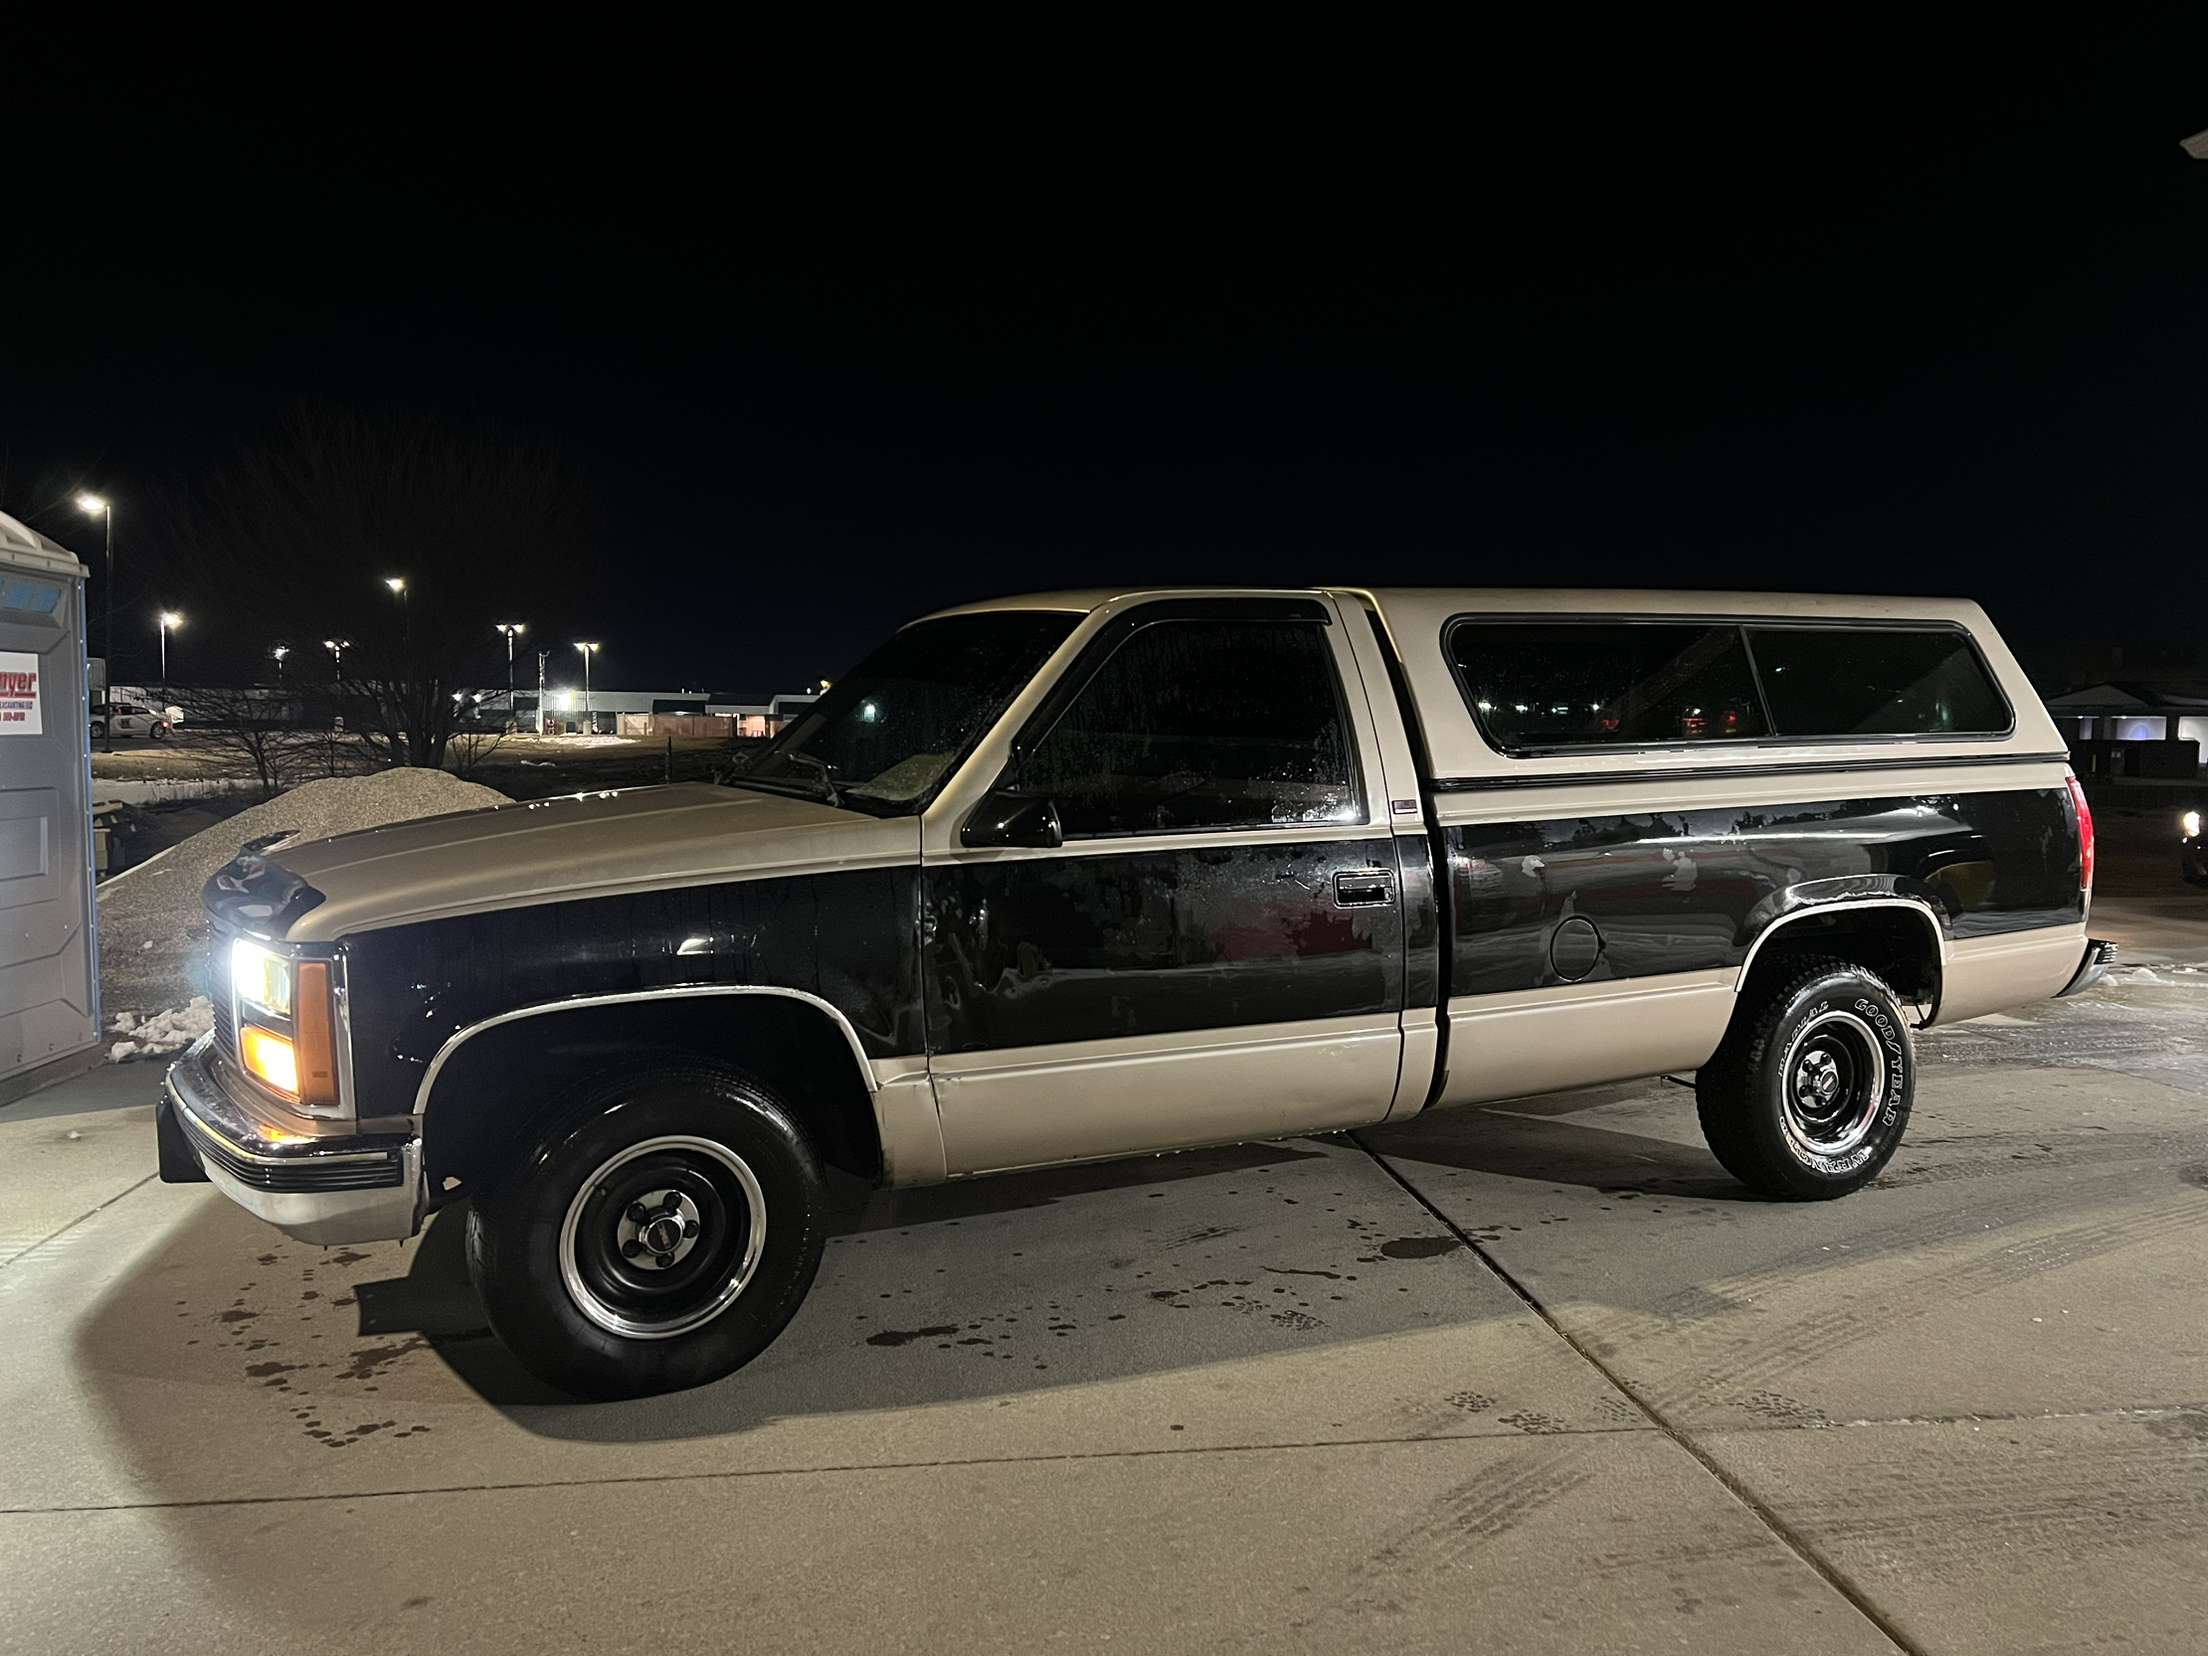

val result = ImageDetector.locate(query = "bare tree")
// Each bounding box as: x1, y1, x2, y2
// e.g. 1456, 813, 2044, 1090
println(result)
178, 409, 591, 770
168, 683, 328, 798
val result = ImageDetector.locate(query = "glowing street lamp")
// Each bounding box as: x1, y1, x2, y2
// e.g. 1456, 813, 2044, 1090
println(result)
271, 644, 290, 685
573, 642, 600, 731
323, 637, 351, 677
383, 576, 407, 596
157, 611, 183, 696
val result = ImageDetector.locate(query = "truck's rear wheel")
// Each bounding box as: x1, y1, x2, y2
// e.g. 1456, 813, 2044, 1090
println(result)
1694, 958, 1915, 1199
465, 1064, 828, 1399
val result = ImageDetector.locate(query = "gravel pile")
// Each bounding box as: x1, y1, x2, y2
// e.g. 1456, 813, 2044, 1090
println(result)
98, 768, 508, 1027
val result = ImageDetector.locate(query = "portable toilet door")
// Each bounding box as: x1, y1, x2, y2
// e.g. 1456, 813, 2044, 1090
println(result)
0, 510, 99, 1101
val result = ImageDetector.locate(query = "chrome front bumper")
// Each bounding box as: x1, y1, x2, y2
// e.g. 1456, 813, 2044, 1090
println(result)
161, 1035, 422, 1245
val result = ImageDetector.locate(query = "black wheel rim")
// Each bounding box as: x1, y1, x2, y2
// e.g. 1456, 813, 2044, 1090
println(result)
559, 1135, 766, 1339
1779, 1010, 1888, 1160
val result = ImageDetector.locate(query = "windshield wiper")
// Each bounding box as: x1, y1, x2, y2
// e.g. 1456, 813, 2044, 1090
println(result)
782, 752, 842, 808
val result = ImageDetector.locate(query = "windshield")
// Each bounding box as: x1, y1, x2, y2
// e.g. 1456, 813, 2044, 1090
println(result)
737, 610, 1080, 815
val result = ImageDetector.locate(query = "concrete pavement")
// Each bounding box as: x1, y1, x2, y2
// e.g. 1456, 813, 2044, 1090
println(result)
3, 956, 2204, 1653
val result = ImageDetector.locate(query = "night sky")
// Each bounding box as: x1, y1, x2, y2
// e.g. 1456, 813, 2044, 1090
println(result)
6, 19, 2204, 694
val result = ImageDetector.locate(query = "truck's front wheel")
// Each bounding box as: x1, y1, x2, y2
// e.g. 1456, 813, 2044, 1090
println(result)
466, 1064, 828, 1399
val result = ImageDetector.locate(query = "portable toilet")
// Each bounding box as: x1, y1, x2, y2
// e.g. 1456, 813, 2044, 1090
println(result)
0, 510, 99, 1102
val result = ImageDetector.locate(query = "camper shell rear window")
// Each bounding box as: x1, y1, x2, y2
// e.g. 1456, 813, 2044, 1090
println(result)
1445, 617, 2014, 754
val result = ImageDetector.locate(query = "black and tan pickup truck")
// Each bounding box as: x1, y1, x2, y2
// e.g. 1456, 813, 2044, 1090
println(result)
161, 588, 2112, 1397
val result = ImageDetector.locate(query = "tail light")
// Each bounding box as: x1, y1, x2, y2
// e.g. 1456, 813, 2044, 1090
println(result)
2066, 774, 2095, 893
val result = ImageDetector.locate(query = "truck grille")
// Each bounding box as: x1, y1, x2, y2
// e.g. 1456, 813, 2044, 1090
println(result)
212, 985, 237, 1059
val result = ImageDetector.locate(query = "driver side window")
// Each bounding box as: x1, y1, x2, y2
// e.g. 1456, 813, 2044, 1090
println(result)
1021, 618, 1361, 838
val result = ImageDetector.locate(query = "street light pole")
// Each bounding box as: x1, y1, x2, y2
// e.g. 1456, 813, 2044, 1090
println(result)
536, 649, 548, 736
384, 577, 410, 671
157, 612, 182, 702
574, 642, 600, 734
272, 644, 289, 685
495, 623, 526, 730
75, 495, 112, 751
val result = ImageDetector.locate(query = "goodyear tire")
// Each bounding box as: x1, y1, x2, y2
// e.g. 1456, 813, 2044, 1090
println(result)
466, 1064, 828, 1400
1695, 958, 1915, 1199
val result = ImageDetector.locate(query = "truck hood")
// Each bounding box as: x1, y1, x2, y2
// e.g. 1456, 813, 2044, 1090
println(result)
267, 784, 918, 943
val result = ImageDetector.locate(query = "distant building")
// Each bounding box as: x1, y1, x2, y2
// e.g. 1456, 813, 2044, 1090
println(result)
2043, 681, 2208, 746
2044, 681, 2208, 780
526, 687, 818, 736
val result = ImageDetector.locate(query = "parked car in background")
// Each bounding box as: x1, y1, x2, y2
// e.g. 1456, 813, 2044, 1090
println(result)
89, 700, 172, 740
162, 586, 2110, 1398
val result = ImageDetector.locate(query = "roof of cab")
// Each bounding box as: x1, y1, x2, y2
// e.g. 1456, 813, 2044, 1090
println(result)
913, 588, 1289, 621
918, 586, 1996, 626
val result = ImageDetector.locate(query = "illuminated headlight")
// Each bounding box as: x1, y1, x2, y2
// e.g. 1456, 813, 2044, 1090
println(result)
2184, 810, 2202, 841
230, 938, 293, 1017
239, 1025, 299, 1095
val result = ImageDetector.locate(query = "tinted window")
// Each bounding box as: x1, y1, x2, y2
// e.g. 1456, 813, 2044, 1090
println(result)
1749, 627, 2009, 736
1023, 619, 1360, 836
1448, 621, 1768, 750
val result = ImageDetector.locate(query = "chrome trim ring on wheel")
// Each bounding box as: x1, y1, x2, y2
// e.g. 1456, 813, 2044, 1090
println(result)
559, 1135, 767, 1340
1778, 1010, 1888, 1161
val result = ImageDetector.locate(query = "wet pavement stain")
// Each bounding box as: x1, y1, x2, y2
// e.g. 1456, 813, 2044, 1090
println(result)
1378, 1237, 1460, 1260
336, 1337, 431, 1381
866, 1324, 960, 1347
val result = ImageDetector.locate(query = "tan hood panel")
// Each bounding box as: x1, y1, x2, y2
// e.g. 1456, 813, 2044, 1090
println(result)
271, 784, 919, 942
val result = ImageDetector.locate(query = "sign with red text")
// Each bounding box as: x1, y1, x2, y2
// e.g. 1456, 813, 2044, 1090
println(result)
0, 652, 41, 734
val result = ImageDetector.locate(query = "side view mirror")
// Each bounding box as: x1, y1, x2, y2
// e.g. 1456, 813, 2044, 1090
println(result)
961, 789, 1063, 849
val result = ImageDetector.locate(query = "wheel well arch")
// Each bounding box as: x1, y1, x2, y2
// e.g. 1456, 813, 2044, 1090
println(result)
417, 989, 885, 1203
1733, 899, 1945, 1017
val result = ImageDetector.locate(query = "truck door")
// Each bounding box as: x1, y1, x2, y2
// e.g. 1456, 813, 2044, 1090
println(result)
921, 596, 1407, 1175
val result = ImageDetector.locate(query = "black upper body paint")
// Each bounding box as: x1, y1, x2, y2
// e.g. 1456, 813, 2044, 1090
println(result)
329, 867, 923, 1120
212, 783, 2076, 1123
1445, 786, 2081, 995
920, 835, 1406, 1056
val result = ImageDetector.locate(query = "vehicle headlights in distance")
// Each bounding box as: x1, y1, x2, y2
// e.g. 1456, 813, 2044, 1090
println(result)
231, 938, 293, 1017
2184, 810, 2202, 840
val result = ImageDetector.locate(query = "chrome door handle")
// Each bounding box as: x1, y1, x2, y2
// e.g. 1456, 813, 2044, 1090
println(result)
1332, 868, 1394, 908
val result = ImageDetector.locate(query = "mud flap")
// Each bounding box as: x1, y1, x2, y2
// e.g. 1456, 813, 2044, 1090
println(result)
155, 1092, 210, 1184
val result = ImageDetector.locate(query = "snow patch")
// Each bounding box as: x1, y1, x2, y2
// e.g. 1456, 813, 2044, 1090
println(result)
107, 996, 214, 1061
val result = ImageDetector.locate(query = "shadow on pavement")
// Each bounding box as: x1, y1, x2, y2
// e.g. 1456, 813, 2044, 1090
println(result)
349, 1140, 1340, 1413
1365, 1094, 1761, 1202
77, 1134, 1519, 1447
